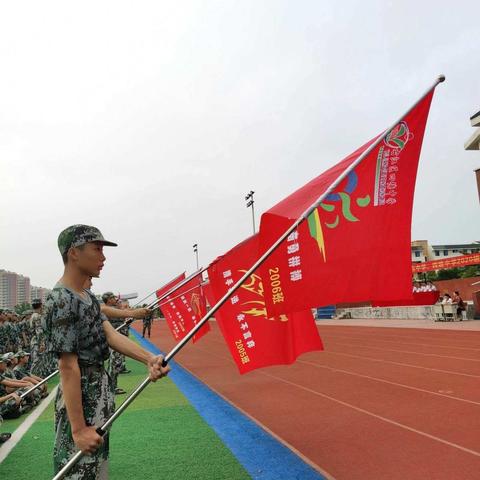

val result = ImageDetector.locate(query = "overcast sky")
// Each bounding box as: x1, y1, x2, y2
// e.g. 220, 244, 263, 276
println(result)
1, 1, 479, 301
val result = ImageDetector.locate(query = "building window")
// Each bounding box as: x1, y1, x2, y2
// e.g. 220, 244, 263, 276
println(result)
434, 250, 439, 256
443, 250, 448, 256
414, 251, 421, 258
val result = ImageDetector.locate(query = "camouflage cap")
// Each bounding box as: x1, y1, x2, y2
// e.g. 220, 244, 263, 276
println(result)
2, 352, 14, 362
58, 224, 118, 256
102, 292, 117, 303
15, 351, 29, 358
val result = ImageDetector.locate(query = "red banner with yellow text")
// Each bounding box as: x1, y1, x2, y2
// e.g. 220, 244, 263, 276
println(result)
412, 253, 480, 273
156, 272, 210, 342
207, 234, 323, 374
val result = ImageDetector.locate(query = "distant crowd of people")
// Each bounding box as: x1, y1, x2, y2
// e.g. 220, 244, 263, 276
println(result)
0, 298, 56, 445
412, 281, 438, 292
412, 281, 468, 319
439, 290, 467, 319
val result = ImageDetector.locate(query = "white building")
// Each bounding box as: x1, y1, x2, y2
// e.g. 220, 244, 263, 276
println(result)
0, 269, 51, 309
411, 241, 480, 264
0, 269, 30, 309
30, 285, 52, 304
465, 110, 480, 150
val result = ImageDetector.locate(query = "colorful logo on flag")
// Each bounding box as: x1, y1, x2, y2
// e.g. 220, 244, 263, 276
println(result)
384, 121, 414, 150
308, 171, 371, 261
374, 121, 413, 206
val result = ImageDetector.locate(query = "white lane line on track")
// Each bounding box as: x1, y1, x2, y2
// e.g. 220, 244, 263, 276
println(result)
168, 335, 480, 462
325, 341, 480, 362
324, 350, 480, 378
206, 335, 480, 377
258, 371, 480, 459
297, 359, 480, 406
319, 332, 480, 352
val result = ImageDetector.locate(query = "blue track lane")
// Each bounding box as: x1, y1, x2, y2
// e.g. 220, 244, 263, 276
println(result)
131, 329, 325, 480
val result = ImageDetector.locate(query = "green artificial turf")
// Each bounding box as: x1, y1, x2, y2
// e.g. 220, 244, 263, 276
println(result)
0, 356, 250, 479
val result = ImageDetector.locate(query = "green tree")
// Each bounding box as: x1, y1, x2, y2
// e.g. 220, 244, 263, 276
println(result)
459, 265, 480, 278
436, 268, 461, 280
425, 271, 438, 281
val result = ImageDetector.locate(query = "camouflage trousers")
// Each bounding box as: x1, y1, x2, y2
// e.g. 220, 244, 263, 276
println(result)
107, 349, 124, 391
20, 386, 42, 406
54, 365, 114, 480
0, 396, 21, 419
119, 326, 129, 371
142, 320, 152, 338
31, 352, 58, 378
29, 342, 40, 370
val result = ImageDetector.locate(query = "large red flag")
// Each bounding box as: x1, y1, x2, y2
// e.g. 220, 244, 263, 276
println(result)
156, 272, 210, 342
259, 90, 436, 316
207, 234, 323, 374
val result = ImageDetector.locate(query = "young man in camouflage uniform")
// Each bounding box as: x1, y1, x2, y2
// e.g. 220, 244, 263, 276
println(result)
29, 299, 44, 366
142, 312, 153, 338
102, 293, 127, 395
0, 310, 7, 352
45, 224, 170, 479
30, 299, 57, 378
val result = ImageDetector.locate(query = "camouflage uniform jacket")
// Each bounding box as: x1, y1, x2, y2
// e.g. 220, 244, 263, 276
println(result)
44, 284, 114, 478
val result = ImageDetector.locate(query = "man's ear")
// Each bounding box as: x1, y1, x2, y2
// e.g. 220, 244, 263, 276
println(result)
68, 247, 80, 264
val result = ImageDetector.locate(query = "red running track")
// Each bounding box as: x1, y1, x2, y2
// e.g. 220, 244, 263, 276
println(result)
134, 321, 480, 480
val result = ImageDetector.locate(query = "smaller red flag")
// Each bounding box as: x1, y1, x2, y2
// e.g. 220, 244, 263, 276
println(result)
207, 234, 323, 374
155, 273, 186, 299
156, 272, 210, 342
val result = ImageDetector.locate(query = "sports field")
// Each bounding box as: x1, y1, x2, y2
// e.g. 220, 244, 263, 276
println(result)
142, 319, 480, 480
3, 318, 479, 479
0, 333, 321, 480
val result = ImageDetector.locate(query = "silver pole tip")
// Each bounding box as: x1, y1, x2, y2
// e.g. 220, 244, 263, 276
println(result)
438, 74, 446, 83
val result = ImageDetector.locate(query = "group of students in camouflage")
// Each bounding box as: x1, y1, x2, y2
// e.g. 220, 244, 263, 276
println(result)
2, 224, 169, 479
0, 299, 57, 444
